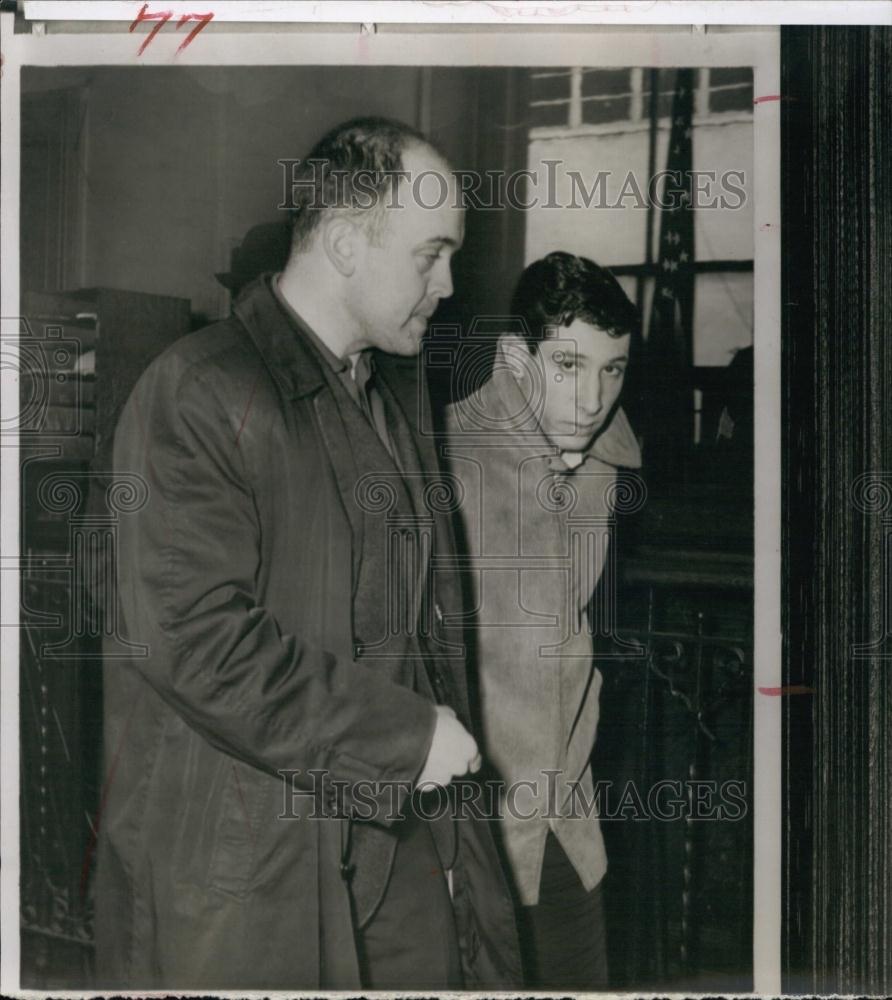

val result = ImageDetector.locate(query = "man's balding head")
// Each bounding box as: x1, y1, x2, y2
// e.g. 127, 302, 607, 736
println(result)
288, 116, 452, 255
280, 117, 464, 359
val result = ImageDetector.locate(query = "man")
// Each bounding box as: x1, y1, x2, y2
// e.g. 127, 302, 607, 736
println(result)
443, 251, 643, 989
93, 117, 521, 991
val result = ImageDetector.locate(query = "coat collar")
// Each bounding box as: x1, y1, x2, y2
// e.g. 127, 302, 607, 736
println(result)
233, 273, 330, 400
233, 274, 428, 416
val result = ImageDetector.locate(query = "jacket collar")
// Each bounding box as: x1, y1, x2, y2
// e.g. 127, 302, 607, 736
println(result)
233, 274, 427, 417
233, 273, 330, 400
486, 340, 642, 470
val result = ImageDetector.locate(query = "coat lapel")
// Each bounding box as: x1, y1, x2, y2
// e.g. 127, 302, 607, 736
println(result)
233, 278, 458, 657
375, 353, 466, 687
373, 354, 433, 610
233, 277, 371, 577
310, 391, 365, 587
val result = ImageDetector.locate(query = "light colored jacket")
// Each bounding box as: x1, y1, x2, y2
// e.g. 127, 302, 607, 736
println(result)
444, 345, 642, 904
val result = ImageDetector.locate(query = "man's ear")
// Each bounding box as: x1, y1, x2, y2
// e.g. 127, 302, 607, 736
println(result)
321, 216, 361, 277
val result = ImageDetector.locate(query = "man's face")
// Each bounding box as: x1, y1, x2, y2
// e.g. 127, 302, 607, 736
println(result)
529, 317, 630, 452
348, 144, 465, 357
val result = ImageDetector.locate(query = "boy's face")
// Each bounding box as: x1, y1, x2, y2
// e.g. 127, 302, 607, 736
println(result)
530, 317, 630, 452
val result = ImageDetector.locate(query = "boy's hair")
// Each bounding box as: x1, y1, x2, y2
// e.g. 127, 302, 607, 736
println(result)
510, 251, 640, 352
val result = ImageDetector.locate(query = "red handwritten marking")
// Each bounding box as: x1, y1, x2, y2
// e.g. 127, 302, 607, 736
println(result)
79, 696, 141, 899
129, 3, 173, 56
753, 95, 799, 105
758, 685, 814, 696
129, 4, 213, 56
175, 11, 214, 54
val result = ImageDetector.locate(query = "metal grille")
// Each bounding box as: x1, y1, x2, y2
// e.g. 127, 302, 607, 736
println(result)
595, 562, 753, 990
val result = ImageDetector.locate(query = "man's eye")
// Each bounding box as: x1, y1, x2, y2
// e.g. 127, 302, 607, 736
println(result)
560, 359, 577, 372
418, 252, 440, 269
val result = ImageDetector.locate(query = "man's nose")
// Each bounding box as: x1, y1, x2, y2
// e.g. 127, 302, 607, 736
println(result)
428, 258, 454, 300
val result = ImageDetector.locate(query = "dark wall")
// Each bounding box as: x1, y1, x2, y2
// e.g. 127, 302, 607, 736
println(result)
21, 66, 528, 335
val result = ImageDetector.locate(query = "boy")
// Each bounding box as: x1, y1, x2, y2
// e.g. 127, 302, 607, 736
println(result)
443, 251, 642, 988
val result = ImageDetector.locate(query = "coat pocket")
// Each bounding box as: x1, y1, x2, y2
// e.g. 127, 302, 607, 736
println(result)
207, 759, 270, 898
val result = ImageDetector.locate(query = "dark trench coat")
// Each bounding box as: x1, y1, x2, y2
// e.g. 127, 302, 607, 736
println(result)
92, 277, 521, 990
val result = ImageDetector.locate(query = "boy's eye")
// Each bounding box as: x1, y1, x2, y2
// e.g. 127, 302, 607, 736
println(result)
604, 364, 626, 377
552, 350, 576, 371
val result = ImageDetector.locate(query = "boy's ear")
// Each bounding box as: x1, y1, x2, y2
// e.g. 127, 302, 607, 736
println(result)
499, 333, 537, 383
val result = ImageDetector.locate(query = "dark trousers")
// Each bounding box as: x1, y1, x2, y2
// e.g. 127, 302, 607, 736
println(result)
354, 812, 462, 990
519, 831, 609, 990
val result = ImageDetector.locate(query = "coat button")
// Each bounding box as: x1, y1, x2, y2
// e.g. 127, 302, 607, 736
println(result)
433, 670, 448, 700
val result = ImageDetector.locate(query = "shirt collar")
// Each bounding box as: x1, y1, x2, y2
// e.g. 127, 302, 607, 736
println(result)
351, 348, 377, 392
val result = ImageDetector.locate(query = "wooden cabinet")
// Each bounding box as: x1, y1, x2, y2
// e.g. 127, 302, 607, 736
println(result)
19, 288, 189, 987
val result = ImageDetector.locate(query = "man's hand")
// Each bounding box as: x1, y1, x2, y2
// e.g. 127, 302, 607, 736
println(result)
416, 706, 481, 789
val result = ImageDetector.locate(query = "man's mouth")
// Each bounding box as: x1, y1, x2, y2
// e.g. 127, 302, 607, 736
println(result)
408, 311, 436, 332
413, 300, 439, 321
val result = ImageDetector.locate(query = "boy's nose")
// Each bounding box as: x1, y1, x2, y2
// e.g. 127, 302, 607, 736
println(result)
580, 376, 603, 417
